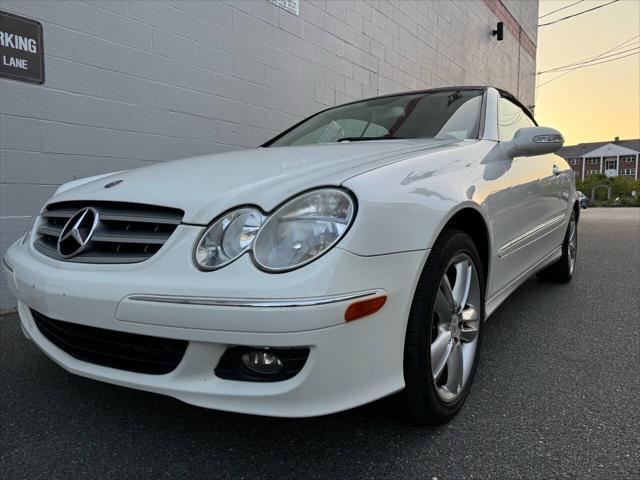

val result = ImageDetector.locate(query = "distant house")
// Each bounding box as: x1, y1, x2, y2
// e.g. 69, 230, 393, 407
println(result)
557, 138, 639, 181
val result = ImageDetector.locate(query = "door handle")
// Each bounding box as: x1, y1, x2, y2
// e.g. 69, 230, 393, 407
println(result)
552, 165, 561, 176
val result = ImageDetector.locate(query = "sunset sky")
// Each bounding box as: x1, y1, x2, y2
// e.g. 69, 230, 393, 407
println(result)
534, 0, 640, 146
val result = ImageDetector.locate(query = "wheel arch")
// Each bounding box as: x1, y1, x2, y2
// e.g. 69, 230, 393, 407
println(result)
431, 205, 492, 286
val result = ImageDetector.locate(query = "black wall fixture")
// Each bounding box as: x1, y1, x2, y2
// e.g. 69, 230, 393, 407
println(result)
492, 21, 504, 41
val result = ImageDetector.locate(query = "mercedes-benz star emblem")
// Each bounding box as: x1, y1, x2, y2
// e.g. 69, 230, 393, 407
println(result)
57, 207, 100, 258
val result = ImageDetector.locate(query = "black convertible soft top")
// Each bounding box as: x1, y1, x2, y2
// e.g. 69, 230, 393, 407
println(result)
261, 86, 535, 147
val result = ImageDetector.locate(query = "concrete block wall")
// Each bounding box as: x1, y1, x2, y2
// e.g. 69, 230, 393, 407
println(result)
502, 0, 539, 44
0, 0, 538, 311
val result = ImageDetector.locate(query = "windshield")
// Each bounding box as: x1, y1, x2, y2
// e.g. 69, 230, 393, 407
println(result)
266, 89, 483, 147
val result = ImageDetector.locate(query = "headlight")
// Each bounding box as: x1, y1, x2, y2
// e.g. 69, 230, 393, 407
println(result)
253, 188, 355, 272
194, 208, 264, 271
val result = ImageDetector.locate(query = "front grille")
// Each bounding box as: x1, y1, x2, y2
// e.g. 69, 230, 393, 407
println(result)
34, 201, 184, 263
31, 310, 188, 375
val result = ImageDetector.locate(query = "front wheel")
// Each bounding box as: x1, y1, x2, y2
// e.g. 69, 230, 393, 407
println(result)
403, 229, 484, 425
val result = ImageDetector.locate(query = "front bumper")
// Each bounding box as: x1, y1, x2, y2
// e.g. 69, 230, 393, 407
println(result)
3, 227, 427, 417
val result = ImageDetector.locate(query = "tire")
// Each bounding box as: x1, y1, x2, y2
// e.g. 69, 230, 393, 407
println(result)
536, 210, 577, 283
403, 229, 485, 425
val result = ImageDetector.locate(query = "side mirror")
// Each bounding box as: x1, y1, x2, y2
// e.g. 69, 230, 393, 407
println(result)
502, 126, 564, 157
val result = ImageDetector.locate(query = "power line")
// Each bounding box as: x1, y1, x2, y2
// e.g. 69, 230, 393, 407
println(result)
539, 0, 620, 27
536, 52, 633, 89
539, 0, 585, 19
538, 46, 640, 74
536, 33, 640, 90
541, 50, 638, 74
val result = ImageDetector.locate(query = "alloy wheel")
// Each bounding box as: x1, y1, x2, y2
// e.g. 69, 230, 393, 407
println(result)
430, 253, 481, 403
568, 216, 577, 274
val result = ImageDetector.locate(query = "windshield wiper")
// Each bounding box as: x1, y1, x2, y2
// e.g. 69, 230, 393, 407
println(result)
336, 135, 400, 142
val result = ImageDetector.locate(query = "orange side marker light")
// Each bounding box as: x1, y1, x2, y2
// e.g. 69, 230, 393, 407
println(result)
344, 295, 387, 322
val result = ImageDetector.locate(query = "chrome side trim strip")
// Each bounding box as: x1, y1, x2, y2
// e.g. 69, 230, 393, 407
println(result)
498, 214, 566, 257
127, 289, 386, 308
2, 256, 14, 274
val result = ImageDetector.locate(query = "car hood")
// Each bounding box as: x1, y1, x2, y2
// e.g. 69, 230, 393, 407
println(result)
51, 139, 469, 224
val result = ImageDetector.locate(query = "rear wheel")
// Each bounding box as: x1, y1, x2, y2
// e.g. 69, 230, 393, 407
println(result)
537, 211, 577, 283
403, 229, 484, 425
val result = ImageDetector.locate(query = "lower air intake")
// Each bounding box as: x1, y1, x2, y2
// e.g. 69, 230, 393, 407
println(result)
31, 310, 188, 375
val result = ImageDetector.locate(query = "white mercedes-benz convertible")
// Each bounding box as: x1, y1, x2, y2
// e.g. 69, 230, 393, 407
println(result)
3, 86, 578, 424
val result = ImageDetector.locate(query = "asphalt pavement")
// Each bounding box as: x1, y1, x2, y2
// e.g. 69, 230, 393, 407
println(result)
1, 208, 638, 479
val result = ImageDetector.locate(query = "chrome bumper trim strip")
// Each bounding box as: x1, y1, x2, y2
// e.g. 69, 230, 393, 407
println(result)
127, 289, 386, 308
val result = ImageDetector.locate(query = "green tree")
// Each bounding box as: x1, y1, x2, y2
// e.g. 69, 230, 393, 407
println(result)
576, 173, 608, 199
610, 176, 637, 198
575, 173, 640, 205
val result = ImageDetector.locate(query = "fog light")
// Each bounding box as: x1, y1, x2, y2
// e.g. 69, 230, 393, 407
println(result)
215, 346, 310, 382
241, 350, 284, 375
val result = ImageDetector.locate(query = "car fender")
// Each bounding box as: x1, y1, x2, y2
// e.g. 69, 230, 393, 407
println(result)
340, 141, 499, 258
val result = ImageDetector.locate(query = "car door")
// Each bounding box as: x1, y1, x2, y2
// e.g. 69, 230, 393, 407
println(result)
497, 96, 552, 277
537, 152, 572, 248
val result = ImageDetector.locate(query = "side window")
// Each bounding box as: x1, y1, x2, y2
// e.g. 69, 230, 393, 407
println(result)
498, 97, 535, 141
